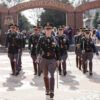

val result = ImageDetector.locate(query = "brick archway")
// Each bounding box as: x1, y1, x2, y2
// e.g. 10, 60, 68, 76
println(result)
9, 0, 74, 13
75, 0, 100, 29
0, 6, 8, 44
9, 0, 74, 27
0, 6, 8, 29
0, 6, 8, 13
76, 0, 100, 12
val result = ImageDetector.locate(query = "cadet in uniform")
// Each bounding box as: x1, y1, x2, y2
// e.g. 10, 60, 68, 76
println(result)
36, 23, 60, 99
28, 26, 41, 76
80, 30, 96, 75
74, 28, 83, 70
5, 24, 22, 76
15, 25, 25, 71
56, 26, 69, 76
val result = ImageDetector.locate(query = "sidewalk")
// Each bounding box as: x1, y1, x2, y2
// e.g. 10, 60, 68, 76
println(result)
0, 52, 100, 100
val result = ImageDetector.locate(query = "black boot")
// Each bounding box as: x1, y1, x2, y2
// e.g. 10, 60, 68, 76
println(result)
83, 60, 87, 74
83, 61, 88, 72
10, 61, 14, 75
58, 64, 62, 75
33, 62, 37, 75
76, 56, 78, 68
38, 63, 42, 76
89, 61, 93, 76
50, 92, 54, 99
11, 61, 16, 75
44, 77, 49, 95
79, 58, 81, 70
62, 61, 67, 76
50, 78, 55, 98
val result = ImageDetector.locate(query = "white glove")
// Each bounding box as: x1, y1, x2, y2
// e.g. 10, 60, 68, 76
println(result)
18, 49, 21, 52
13, 58, 16, 62
36, 54, 41, 63
61, 60, 63, 63
28, 49, 31, 54
56, 60, 60, 67
5, 48, 8, 52
82, 50, 85, 54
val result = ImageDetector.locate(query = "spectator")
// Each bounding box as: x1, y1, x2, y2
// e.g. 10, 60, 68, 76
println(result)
96, 27, 100, 42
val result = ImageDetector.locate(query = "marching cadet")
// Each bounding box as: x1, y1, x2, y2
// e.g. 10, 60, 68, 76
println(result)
15, 25, 25, 71
5, 24, 22, 76
36, 23, 60, 99
80, 30, 97, 75
91, 30, 99, 56
56, 26, 69, 76
74, 28, 83, 70
28, 26, 41, 76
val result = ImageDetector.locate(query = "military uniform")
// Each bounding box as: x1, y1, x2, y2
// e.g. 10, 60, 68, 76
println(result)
75, 33, 82, 70
28, 26, 41, 76
56, 27, 69, 76
17, 32, 25, 71
36, 23, 60, 98
5, 25, 22, 76
80, 32, 94, 75
15, 25, 26, 71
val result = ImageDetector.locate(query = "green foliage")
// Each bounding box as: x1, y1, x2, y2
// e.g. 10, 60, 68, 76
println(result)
18, 14, 33, 31
93, 12, 100, 28
40, 9, 66, 27
57, 0, 69, 3
0, 2, 7, 7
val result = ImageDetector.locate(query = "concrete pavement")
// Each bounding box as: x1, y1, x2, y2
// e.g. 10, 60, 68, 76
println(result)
0, 52, 100, 100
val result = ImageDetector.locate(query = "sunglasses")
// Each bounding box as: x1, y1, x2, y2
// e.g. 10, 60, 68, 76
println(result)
45, 28, 52, 30
59, 29, 63, 30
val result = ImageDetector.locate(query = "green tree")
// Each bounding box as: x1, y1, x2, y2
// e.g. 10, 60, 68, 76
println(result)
40, 9, 66, 27
57, 0, 69, 3
18, 14, 33, 31
93, 12, 100, 28
0, 0, 24, 7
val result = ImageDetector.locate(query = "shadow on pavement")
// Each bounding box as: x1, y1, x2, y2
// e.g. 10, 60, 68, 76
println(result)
2, 71, 26, 91
59, 71, 79, 90
30, 75, 44, 91
86, 72, 100, 83
45, 96, 55, 100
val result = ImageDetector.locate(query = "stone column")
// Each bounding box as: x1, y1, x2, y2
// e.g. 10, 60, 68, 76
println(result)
75, 12, 83, 29
0, 12, 18, 45
10, 13, 19, 25
0, 12, 9, 45
67, 12, 75, 29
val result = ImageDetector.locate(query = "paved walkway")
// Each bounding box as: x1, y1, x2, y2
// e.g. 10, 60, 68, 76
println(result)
0, 52, 100, 100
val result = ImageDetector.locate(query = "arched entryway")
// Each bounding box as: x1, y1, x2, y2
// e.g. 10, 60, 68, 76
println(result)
75, 0, 100, 29
8, 0, 74, 28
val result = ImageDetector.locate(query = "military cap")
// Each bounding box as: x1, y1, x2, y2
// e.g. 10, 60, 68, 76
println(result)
37, 26, 42, 29
36, 23, 42, 29
44, 22, 53, 29
85, 30, 90, 34
58, 26, 63, 30
79, 28, 83, 30
33, 26, 38, 30
9, 24, 15, 28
